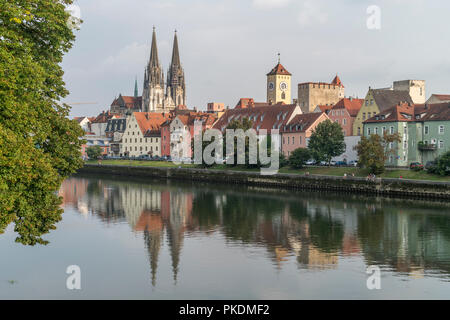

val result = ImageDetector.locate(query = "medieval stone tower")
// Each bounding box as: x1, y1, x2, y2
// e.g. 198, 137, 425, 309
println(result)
142, 28, 186, 112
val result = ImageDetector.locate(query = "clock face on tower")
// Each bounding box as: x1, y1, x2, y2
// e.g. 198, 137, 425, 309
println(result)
268, 82, 275, 91
280, 82, 288, 91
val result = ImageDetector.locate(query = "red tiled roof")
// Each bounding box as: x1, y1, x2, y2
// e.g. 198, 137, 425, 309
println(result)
235, 98, 269, 109
281, 112, 327, 133
431, 94, 450, 101
267, 63, 291, 76
213, 103, 300, 134
364, 102, 416, 123
91, 111, 117, 123
317, 105, 333, 113
132, 112, 171, 136
332, 98, 364, 117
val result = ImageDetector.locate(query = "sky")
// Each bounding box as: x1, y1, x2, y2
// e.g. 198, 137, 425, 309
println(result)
62, 0, 450, 117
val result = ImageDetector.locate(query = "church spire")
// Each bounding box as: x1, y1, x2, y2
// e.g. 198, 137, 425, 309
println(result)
134, 77, 138, 97
171, 30, 181, 67
149, 26, 159, 68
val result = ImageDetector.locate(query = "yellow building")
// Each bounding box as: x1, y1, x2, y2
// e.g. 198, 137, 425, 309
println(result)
267, 62, 291, 104
353, 88, 413, 136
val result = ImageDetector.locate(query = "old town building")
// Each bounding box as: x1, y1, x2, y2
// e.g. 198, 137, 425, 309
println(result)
297, 75, 345, 113
363, 102, 450, 166
327, 98, 364, 136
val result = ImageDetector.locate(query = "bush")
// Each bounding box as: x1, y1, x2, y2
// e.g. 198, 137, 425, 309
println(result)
86, 146, 103, 160
279, 153, 288, 168
289, 148, 311, 169
435, 151, 450, 176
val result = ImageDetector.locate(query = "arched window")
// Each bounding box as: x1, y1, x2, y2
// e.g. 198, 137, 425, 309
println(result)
281, 92, 286, 100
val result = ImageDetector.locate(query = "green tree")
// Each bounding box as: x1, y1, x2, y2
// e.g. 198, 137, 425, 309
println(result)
223, 117, 254, 167
435, 151, 450, 176
87, 146, 103, 160
354, 133, 401, 174
289, 148, 311, 169
308, 120, 346, 165
0, 1, 84, 245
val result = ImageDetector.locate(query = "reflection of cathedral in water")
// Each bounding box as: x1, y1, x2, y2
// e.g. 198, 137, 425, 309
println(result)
60, 178, 450, 284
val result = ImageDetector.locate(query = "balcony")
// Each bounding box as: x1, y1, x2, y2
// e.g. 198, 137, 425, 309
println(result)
418, 141, 437, 151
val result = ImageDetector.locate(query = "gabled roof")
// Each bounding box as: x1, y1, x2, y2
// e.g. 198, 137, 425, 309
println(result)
213, 103, 300, 134
267, 63, 291, 76
317, 105, 333, 113
281, 112, 327, 133
364, 102, 417, 123
371, 89, 413, 112
91, 111, 117, 123
111, 95, 142, 110
235, 98, 269, 109
332, 98, 364, 117
132, 112, 171, 136
429, 94, 450, 101
421, 103, 450, 121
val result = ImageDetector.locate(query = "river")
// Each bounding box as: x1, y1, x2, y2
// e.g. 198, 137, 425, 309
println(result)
1, 175, 450, 299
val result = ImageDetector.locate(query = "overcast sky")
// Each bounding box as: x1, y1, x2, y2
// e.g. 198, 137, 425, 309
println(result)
63, 0, 450, 117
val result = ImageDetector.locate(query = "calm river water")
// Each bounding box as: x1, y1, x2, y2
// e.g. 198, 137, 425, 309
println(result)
1, 175, 450, 299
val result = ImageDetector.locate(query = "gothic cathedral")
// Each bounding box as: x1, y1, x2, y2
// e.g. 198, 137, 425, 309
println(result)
142, 28, 186, 112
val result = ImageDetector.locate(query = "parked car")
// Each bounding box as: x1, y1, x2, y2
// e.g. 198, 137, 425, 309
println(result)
409, 162, 424, 170
330, 160, 337, 166
335, 160, 347, 166
305, 159, 316, 165
349, 160, 358, 167
425, 161, 436, 170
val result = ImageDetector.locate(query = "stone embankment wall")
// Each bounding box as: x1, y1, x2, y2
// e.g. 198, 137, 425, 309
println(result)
77, 164, 450, 199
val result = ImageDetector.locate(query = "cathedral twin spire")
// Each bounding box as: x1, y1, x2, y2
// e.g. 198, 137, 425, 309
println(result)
142, 27, 185, 112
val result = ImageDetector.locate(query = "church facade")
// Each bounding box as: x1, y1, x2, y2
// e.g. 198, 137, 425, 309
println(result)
142, 28, 186, 112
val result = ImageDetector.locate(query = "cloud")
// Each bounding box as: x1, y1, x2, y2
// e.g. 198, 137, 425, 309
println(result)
252, 0, 291, 9
298, 1, 328, 26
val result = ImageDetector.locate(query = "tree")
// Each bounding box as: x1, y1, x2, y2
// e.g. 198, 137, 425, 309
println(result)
0, 1, 84, 245
308, 120, 346, 165
354, 133, 401, 174
435, 151, 450, 176
223, 117, 254, 167
87, 146, 103, 160
289, 148, 311, 169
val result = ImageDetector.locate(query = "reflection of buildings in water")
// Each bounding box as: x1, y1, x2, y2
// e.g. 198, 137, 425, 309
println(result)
127, 189, 193, 286
59, 178, 89, 215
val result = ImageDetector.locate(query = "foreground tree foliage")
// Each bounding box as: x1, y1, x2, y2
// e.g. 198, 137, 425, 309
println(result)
308, 120, 346, 165
354, 133, 401, 174
0, 0, 84, 245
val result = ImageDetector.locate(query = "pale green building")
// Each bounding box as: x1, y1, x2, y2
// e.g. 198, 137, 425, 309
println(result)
363, 103, 449, 167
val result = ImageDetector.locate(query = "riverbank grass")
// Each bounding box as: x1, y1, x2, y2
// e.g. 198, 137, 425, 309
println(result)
86, 160, 450, 182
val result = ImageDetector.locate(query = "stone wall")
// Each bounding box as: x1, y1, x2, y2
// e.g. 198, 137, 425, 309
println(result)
77, 164, 450, 199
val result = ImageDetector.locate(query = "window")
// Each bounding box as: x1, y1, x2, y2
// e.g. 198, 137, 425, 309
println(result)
287, 137, 290, 144
390, 126, 394, 134
292, 137, 295, 145
439, 141, 444, 149
343, 119, 347, 125
368, 112, 371, 118
299, 136, 302, 145
439, 125, 444, 134
363, 113, 366, 120
367, 128, 371, 135
365, 100, 369, 106
375, 127, 378, 135
357, 127, 361, 135
424, 126, 429, 134
382, 127, 386, 134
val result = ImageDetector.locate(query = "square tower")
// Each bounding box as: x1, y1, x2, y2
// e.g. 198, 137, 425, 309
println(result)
393, 80, 426, 104
267, 63, 291, 104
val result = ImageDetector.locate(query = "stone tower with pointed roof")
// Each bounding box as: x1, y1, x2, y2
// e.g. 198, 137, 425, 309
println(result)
267, 57, 292, 105
166, 31, 186, 107
142, 27, 176, 112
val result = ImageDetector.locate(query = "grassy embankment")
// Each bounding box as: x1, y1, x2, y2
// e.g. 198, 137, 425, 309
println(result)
85, 160, 450, 182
